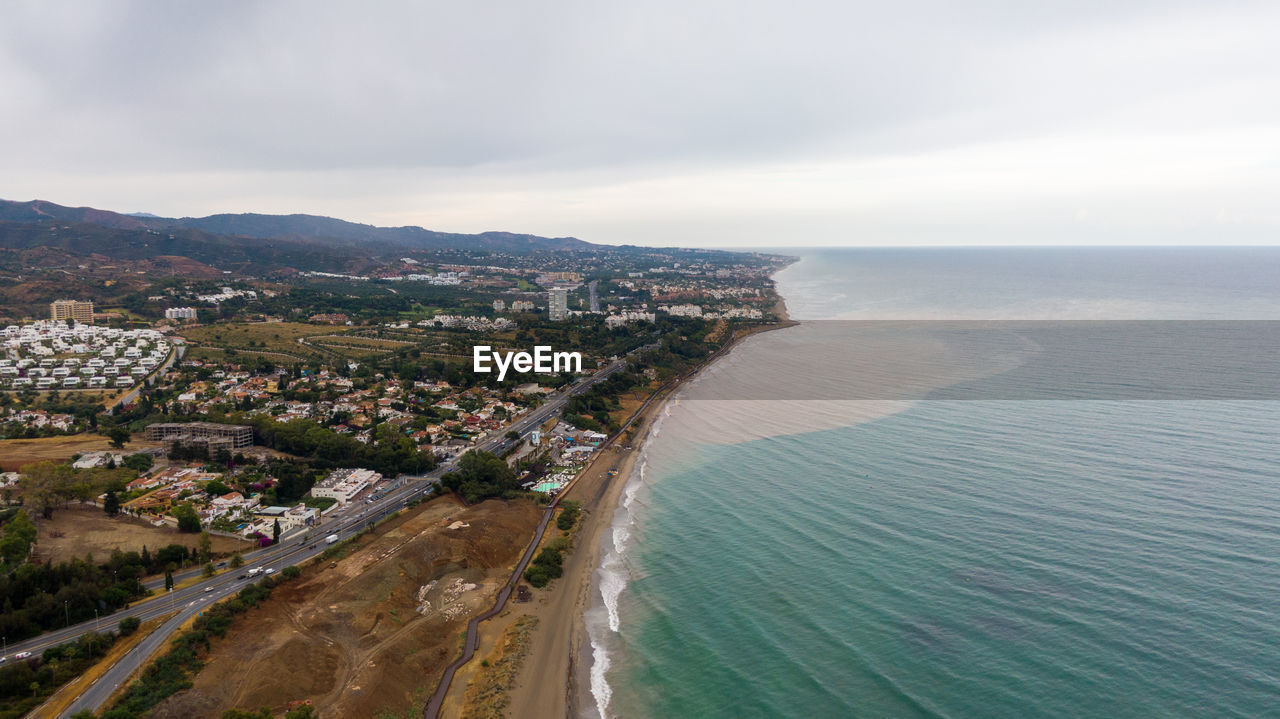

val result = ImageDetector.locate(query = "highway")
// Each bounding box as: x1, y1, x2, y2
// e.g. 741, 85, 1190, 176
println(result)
48, 356, 629, 717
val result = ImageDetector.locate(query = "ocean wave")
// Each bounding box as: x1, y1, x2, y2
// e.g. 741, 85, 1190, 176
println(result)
588, 416, 665, 719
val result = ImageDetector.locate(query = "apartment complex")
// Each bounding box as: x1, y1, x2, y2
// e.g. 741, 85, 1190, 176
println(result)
144, 422, 254, 453
50, 300, 94, 324
548, 287, 569, 321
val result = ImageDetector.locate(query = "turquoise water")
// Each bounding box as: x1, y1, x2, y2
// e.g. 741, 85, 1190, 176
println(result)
588, 248, 1280, 719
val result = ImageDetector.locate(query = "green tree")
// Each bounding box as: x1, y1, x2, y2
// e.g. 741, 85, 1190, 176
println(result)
272, 519, 281, 545
105, 426, 131, 450
164, 570, 174, 591
0, 509, 38, 564
103, 490, 121, 517
198, 531, 213, 562
118, 616, 141, 636
202, 562, 215, 578
18, 461, 77, 519
229, 553, 244, 569
173, 502, 201, 533
123, 453, 154, 473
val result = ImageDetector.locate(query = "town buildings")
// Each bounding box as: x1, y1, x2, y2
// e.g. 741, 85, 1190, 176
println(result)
50, 299, 94, 324
548, 287, 569, 321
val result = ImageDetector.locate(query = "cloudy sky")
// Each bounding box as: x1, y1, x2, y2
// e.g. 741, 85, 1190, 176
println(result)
1, 1, 1278, 247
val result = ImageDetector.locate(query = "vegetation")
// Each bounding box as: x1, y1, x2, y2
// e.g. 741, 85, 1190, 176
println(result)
0, 542, 205, 642
0, 631, 116, 719
523, 536, 571, 588
440, 451, 518, 504
105, 575, 295, 718
556, 501, 581, 532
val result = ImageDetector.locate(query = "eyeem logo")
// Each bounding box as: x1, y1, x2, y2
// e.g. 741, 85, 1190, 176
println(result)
473, 345, 583, 381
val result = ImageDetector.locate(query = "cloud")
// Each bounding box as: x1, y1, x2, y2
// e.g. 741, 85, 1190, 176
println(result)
1, 0, 1277, 246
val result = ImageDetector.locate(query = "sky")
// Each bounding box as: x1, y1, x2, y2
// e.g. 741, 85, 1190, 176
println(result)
1, 0, 1278, 247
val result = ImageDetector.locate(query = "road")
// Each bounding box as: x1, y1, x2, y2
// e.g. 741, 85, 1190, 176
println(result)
423, 362, 664, 719
104, 341, 184, 415
49, 356, 629, 717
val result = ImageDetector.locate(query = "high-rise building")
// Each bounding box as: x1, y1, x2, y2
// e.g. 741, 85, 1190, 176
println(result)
548, 287, 569, 321
165, 307, 197, 320
492, 299, 506, 311
50, 300, 94, 324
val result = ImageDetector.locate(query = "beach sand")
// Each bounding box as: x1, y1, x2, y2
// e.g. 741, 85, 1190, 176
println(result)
443, 392, 661, 719
456, 318, 796, 719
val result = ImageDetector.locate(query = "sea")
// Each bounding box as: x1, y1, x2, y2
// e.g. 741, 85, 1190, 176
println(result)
583, 247, 1280, 719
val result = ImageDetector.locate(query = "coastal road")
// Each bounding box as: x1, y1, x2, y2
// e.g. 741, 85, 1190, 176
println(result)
46, 357, 630, 716
424, 357, 656, 719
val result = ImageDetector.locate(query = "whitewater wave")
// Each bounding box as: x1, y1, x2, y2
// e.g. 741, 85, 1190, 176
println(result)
586, 407, 669, 719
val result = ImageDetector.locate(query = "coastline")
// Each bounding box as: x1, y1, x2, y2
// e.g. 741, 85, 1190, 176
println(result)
494, 291, 796, 719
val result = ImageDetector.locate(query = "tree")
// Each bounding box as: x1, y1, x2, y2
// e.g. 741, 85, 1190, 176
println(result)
18, 461, 77, 519
0, 509, 37, 564
204, 480, 232, 497
118, 616, 141, 636
103, 490, 121, 517
198, 531, 213, 563
229, 553, 244, 568
164, 570, 174, 591
173, 502, 201, 533
105, 426, 131, 450
202, 562, 215, 578
272, 519, 281, 545
123, 453, 153, 473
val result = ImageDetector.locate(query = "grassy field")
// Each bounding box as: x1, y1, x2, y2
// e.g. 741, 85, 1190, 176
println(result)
35, 504, 250, 562
180, 322, 340, 356
307, 334, 413, 357
0, 434, 162, 471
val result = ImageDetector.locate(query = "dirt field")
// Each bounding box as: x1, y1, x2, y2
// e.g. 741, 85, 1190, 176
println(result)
150, 495, 543, 719
0, 435, 163, 471
34, 505, 250, 563
179, 322, 340, 356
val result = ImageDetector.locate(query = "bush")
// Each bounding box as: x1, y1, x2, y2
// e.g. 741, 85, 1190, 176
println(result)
118, 616, 141, 636
524, 545, 565, 588
556, 501, 581, 531
282, 565, 301, 579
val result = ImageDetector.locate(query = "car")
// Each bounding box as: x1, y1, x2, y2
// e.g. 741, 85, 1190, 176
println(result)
204, 586, 214, 593
264, 568, 275, 575
237, 574, 247, 580
217, 561, 227, 568
13, 652, 30, 660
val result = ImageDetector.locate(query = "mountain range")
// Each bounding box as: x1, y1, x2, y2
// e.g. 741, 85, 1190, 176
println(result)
0, 198, 595, 274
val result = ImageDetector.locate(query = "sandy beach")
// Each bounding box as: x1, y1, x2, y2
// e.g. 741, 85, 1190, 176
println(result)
442, 307, 796, 719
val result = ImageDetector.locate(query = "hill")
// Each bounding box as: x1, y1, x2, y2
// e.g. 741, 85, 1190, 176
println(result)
0, 199, 592, 255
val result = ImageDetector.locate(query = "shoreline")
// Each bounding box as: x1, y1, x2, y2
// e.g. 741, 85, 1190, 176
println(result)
498, 290, 797, 719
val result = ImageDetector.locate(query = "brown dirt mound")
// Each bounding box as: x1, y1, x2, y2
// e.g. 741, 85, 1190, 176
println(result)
151, 495, 542, 719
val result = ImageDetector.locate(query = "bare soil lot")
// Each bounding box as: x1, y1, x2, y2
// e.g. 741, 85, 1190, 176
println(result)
34, 505, 250, 563
151, 495, 542, 719
0, 435, 162, 471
